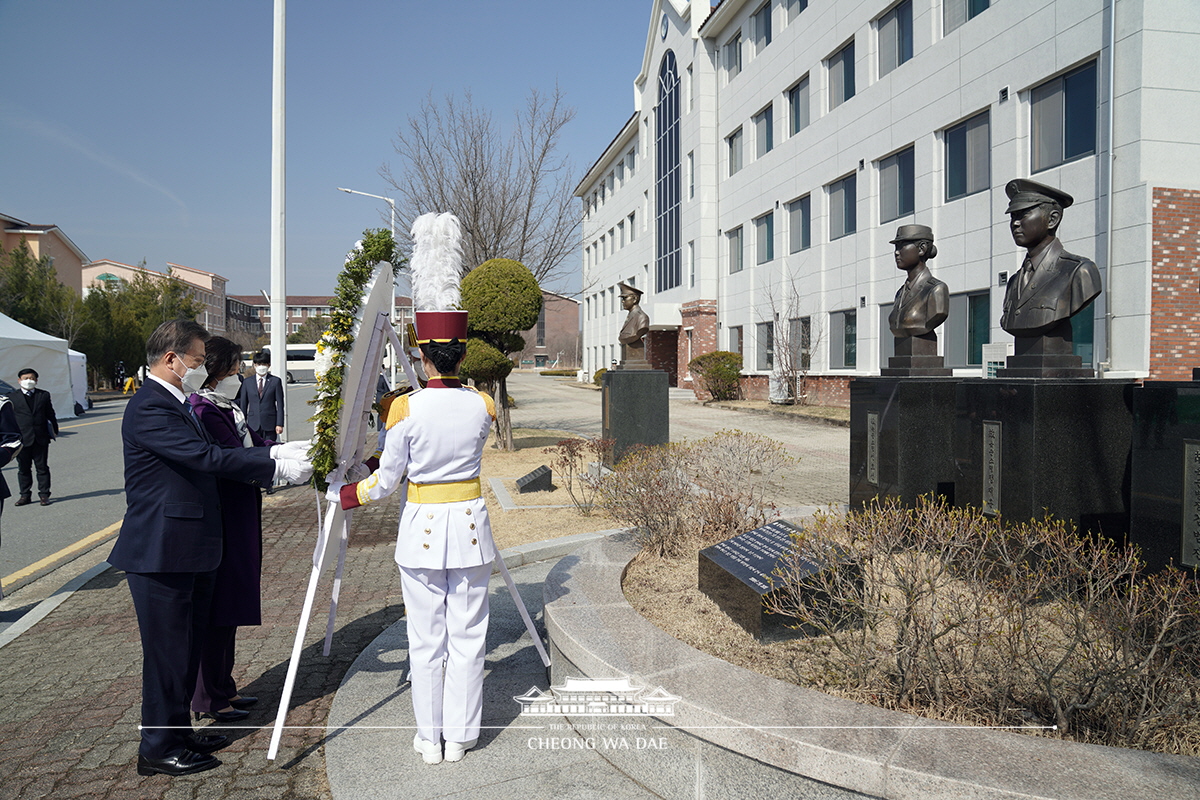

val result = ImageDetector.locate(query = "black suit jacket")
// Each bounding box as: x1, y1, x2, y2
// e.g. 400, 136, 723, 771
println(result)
11, 387, 58, 447
108, 379, 275, 574
0, 399, 21, 501
1000, 239, 1102, 337
237, 373, 285, 433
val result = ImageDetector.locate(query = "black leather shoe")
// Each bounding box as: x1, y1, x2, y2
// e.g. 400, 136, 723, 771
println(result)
193, 708, 249, 723
13, 496, 30, 507
186, 732, 229, 754
39, 497, 51, 506
229, 695, 258, 709
136, 750, 220, 777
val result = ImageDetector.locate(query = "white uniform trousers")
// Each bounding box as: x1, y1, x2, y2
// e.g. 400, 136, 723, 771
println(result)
399, 562, 491, 744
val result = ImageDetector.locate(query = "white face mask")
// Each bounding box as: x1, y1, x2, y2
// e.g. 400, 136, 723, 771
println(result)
214, 375, 242, 399
171, 357, 208, 396
255, 365, 269, 377
19, 379, 36, 391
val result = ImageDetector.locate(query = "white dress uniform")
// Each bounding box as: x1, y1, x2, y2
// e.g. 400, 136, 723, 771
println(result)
341, 377, 496, 747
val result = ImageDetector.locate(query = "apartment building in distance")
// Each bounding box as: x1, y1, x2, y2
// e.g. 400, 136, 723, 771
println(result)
227, 294, 415, 338
578, 0, 1200, 403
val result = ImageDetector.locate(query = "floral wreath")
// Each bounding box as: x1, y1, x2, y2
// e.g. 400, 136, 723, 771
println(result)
309, 228, 400, 490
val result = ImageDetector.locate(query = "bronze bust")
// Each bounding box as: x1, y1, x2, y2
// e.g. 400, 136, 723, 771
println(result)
1000, 179, 1101, 337
617, 282, 650, 368
882, 225, 952, 376
998, 178, 1101, 377
888, 224, 949, 339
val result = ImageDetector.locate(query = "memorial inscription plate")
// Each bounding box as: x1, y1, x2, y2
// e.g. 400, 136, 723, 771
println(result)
982, 421, 1002, 516
867, 411, 879, 486
698, 520, 814, 637
1183, 441, 1200, 568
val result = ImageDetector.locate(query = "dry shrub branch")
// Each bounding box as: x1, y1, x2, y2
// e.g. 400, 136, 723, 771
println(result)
598, 430, 794, 557
764, 497, 1200, 754
542, 437, 613, 516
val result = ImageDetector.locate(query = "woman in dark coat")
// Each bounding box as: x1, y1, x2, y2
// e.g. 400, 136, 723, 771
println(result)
189, 337, 274, 721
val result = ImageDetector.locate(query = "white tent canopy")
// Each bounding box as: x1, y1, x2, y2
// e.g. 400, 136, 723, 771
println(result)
0, 311, 79, 419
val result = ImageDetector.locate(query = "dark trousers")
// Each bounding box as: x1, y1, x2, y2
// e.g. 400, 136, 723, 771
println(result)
16, 441, 50, 499
126, 570, 215, 759
192, 624, 239, 713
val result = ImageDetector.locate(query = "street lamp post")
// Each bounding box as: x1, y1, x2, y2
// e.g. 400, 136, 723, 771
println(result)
337, 187, 401, 386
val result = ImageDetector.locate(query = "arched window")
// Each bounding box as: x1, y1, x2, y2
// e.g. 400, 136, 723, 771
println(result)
655, 50, 681, 292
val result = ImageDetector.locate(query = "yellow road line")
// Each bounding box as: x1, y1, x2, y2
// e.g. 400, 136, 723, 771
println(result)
60, 417, 121, 430
1, 520, 122, 588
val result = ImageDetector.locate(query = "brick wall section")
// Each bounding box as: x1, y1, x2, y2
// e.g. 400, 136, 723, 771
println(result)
1150, 188, 1200, 379
680, 300, 717, 399
737, 374, 853, 407
646, 330, 679, 386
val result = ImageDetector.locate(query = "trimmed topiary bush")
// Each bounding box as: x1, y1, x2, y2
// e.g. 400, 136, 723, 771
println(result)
688, 350, 742, 401
593, 368, 607, 386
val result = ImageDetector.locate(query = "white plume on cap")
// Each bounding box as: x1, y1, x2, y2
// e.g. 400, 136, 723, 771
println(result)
409, 212, 463, 312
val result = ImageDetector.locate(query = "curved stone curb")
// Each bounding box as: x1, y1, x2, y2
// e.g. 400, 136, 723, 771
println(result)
544, 533, 1200, 800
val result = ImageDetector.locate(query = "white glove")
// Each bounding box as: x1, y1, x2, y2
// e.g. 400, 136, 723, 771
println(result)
273, 457, 313, 485
271, 440, 311, 460
326, 480, 346, 505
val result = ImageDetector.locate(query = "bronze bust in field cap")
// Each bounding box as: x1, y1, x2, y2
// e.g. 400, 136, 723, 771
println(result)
617, 282, 651, 368
882, 224, 952, 376
998, 178, 1102, 377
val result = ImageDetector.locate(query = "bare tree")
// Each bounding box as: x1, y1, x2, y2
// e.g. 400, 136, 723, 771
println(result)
761, 273, 824, 405
381, 88, 579, 286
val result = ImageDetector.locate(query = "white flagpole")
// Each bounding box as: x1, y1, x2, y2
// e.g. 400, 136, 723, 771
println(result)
269, 0, 287, 439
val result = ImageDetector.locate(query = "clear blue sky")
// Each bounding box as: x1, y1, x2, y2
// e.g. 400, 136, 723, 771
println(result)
0, 0, 657, 297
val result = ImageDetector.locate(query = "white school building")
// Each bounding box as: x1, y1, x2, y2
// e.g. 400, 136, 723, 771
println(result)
577, 0, 1200, 403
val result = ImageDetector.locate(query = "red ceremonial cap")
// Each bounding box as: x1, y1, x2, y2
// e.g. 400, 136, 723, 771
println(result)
414, 309, 468, 343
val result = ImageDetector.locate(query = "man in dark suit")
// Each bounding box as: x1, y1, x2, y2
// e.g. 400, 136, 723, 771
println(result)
11, 368, 59, 506
108, 319, 312, 777
1000, 179, 1102, 338
238, 350, 285, 439
0, 396, 21, 600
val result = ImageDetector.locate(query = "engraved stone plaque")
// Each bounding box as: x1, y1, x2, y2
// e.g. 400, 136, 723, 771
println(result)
982, 421, 1002, 516
866, 411, 879, 486
1183, 441, 1200, 568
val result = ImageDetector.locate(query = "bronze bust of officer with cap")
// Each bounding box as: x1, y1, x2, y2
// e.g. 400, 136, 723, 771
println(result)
883, 224, 952, 376
1000, 179, 1102, 337
617, 282, 651, 368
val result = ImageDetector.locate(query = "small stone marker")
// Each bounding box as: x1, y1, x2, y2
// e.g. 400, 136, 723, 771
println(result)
698, 520, 813, 637
516, 465, 553, 493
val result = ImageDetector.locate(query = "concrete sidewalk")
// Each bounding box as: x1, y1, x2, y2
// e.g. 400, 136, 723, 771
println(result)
325, 555, 659, 800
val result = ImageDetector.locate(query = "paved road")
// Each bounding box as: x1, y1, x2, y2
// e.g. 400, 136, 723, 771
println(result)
506, 371, 849, 507
0, 384, 320, 593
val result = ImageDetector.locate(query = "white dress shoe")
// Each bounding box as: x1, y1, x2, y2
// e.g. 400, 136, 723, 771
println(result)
443, 739, 477, 762
413, 734, 442, 765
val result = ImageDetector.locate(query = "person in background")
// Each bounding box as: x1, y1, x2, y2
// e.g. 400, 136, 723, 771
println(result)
0, 396, 22, 600
11, 368, 59, 506
108, 319, 312, 777
187, 337, 286, 725
237, 351, 285, 440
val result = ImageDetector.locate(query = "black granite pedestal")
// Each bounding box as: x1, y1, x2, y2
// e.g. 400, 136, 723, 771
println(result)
850, 377, 959, 509
954, 379, 1134, 540
1130, 382, 1200, 571
601, 367, 669, 466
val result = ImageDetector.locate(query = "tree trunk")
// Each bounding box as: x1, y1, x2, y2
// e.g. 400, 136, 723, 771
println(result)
496, 374, 515, 450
